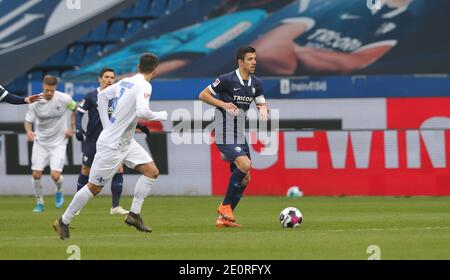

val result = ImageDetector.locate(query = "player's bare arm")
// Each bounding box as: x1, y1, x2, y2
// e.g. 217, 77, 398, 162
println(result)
24, 121, 35, 141
294, 44, 394, 73
199, 87, 239, 116
253, 21, 310, 75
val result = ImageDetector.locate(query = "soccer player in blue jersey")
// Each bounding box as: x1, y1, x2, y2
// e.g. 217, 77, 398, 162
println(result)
199, 46, 268, 227
75, 68, 152, 215
0, 84, 42, 104
253, 0, 417, 75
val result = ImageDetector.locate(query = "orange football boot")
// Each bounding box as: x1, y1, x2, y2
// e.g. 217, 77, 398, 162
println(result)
217, 203, 235, 222
216, 216, 242, 228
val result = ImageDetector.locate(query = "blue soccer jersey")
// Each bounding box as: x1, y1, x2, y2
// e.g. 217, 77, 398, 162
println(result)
208, 69, 265, 144
290, 0, 417, 55
76, 89, 104, 143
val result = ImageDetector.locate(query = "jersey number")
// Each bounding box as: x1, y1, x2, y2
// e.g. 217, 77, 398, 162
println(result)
111, 88, 126, 111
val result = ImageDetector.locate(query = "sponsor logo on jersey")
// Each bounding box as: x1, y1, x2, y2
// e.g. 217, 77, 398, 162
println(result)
213, 78, 221, 87
234, 146, 242, 153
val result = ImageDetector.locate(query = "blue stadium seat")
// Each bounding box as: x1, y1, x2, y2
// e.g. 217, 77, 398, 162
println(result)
166, 0, 184, 13
143, 19, 155, 29
65, 45, 85, 66
77, 31, 92, 43
102, 44, 117, 54
7, 75, 28, 96
28, 71, 44, 81
39, 49, 67, 67
149, 0, 167, 18
105, 20, 126, 41
46, 70, 60, 78
117, 3, 134, 18
132, 0, 150, 17
123, 20, 143, 39
89, 22, 109, 41
81, 44, 102, 65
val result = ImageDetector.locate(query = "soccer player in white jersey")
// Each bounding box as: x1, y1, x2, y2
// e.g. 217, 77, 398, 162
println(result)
54, 53, 168, 240
24, 75, 77, 212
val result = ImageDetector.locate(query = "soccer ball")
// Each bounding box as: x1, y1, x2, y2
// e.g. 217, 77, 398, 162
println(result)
279, 207, 303, 228
286, 186, 303, 198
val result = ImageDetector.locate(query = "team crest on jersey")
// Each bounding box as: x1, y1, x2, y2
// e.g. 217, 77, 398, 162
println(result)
213, 78, 221, 87
234, 146, 242, 153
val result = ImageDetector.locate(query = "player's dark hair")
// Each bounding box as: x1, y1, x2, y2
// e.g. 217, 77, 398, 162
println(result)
236, 46, 256, 64
43, 75, 58, 86
99, 68, 115, 78
139, 53, 159, 74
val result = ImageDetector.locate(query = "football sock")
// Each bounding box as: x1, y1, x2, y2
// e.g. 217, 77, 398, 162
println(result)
76, 174, 89, 192
62, 185, 94, 225
32, 178, 44, 205
231, 184, 247, 210
130, 176, 155, 214
111, 173, 124, 208
54, 175, 63, 192
223, 168, 247, 205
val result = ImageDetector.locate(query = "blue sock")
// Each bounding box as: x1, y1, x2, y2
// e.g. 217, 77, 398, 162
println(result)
111, 173, 124, 208
76, 174, 89, 192
223, 168, 247, 205
231, 184, 247, 210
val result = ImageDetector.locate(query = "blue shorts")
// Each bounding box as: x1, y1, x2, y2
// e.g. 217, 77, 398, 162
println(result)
216, 143, 251, 172
82, 139, 97, 167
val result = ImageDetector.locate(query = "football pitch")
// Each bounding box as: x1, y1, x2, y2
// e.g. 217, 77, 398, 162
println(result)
1, 196, 450, 260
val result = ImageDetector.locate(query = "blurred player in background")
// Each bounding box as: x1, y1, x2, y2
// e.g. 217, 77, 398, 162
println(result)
54, 53, 168, 240
0, 84, 42, 104
199, 46, 268, 227
24, 75, 77, 212
253, 0, 418, 75
75, 68, 151, 215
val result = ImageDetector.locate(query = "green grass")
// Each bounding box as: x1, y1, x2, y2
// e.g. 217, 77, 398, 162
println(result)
1, 196, 450, 260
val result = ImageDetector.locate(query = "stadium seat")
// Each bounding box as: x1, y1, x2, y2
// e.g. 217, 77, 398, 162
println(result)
8, 74, 29, 95
102, 44, 117, 54
166, 0, 184, 13
149, 0, 167, 18
81, 44, 102, 65
105, 20, 126, 41
65, 45, 85, 66
131, 0, 150, 17
117, 3, 134, 18
27, 71, 44, 81
123, 20, 143, 39
89, 22, 109, 41
39, 49, 67, 67
77, 31, 92, 43
46, 70, 60, 77
143, 19, 155, 29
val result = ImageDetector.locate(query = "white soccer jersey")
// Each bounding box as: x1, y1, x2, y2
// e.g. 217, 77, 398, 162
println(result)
25, 91, 74, 146
97, 73, 167, 151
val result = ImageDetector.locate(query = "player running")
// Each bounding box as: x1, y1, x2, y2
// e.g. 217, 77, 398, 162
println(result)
54, 53, 167, 240
24, 75, 77, 212
75, 68, 151, 216
199, 46, 268, 227
1, 84, 42, 104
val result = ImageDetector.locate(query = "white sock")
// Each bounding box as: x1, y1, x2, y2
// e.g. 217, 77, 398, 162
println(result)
32, 178, 44, 205
130, 176, 155, 214
54, 175, 64, 192
62, 185, 94, 225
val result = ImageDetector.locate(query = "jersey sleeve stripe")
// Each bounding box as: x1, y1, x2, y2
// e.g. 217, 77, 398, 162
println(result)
208, 85, 217, 96
0, 90, 9, 102
77, 107, 87, 113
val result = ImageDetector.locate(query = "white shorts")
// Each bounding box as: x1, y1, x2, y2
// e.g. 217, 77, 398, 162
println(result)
31, 141, 67, 172
89, 139, 153, 186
